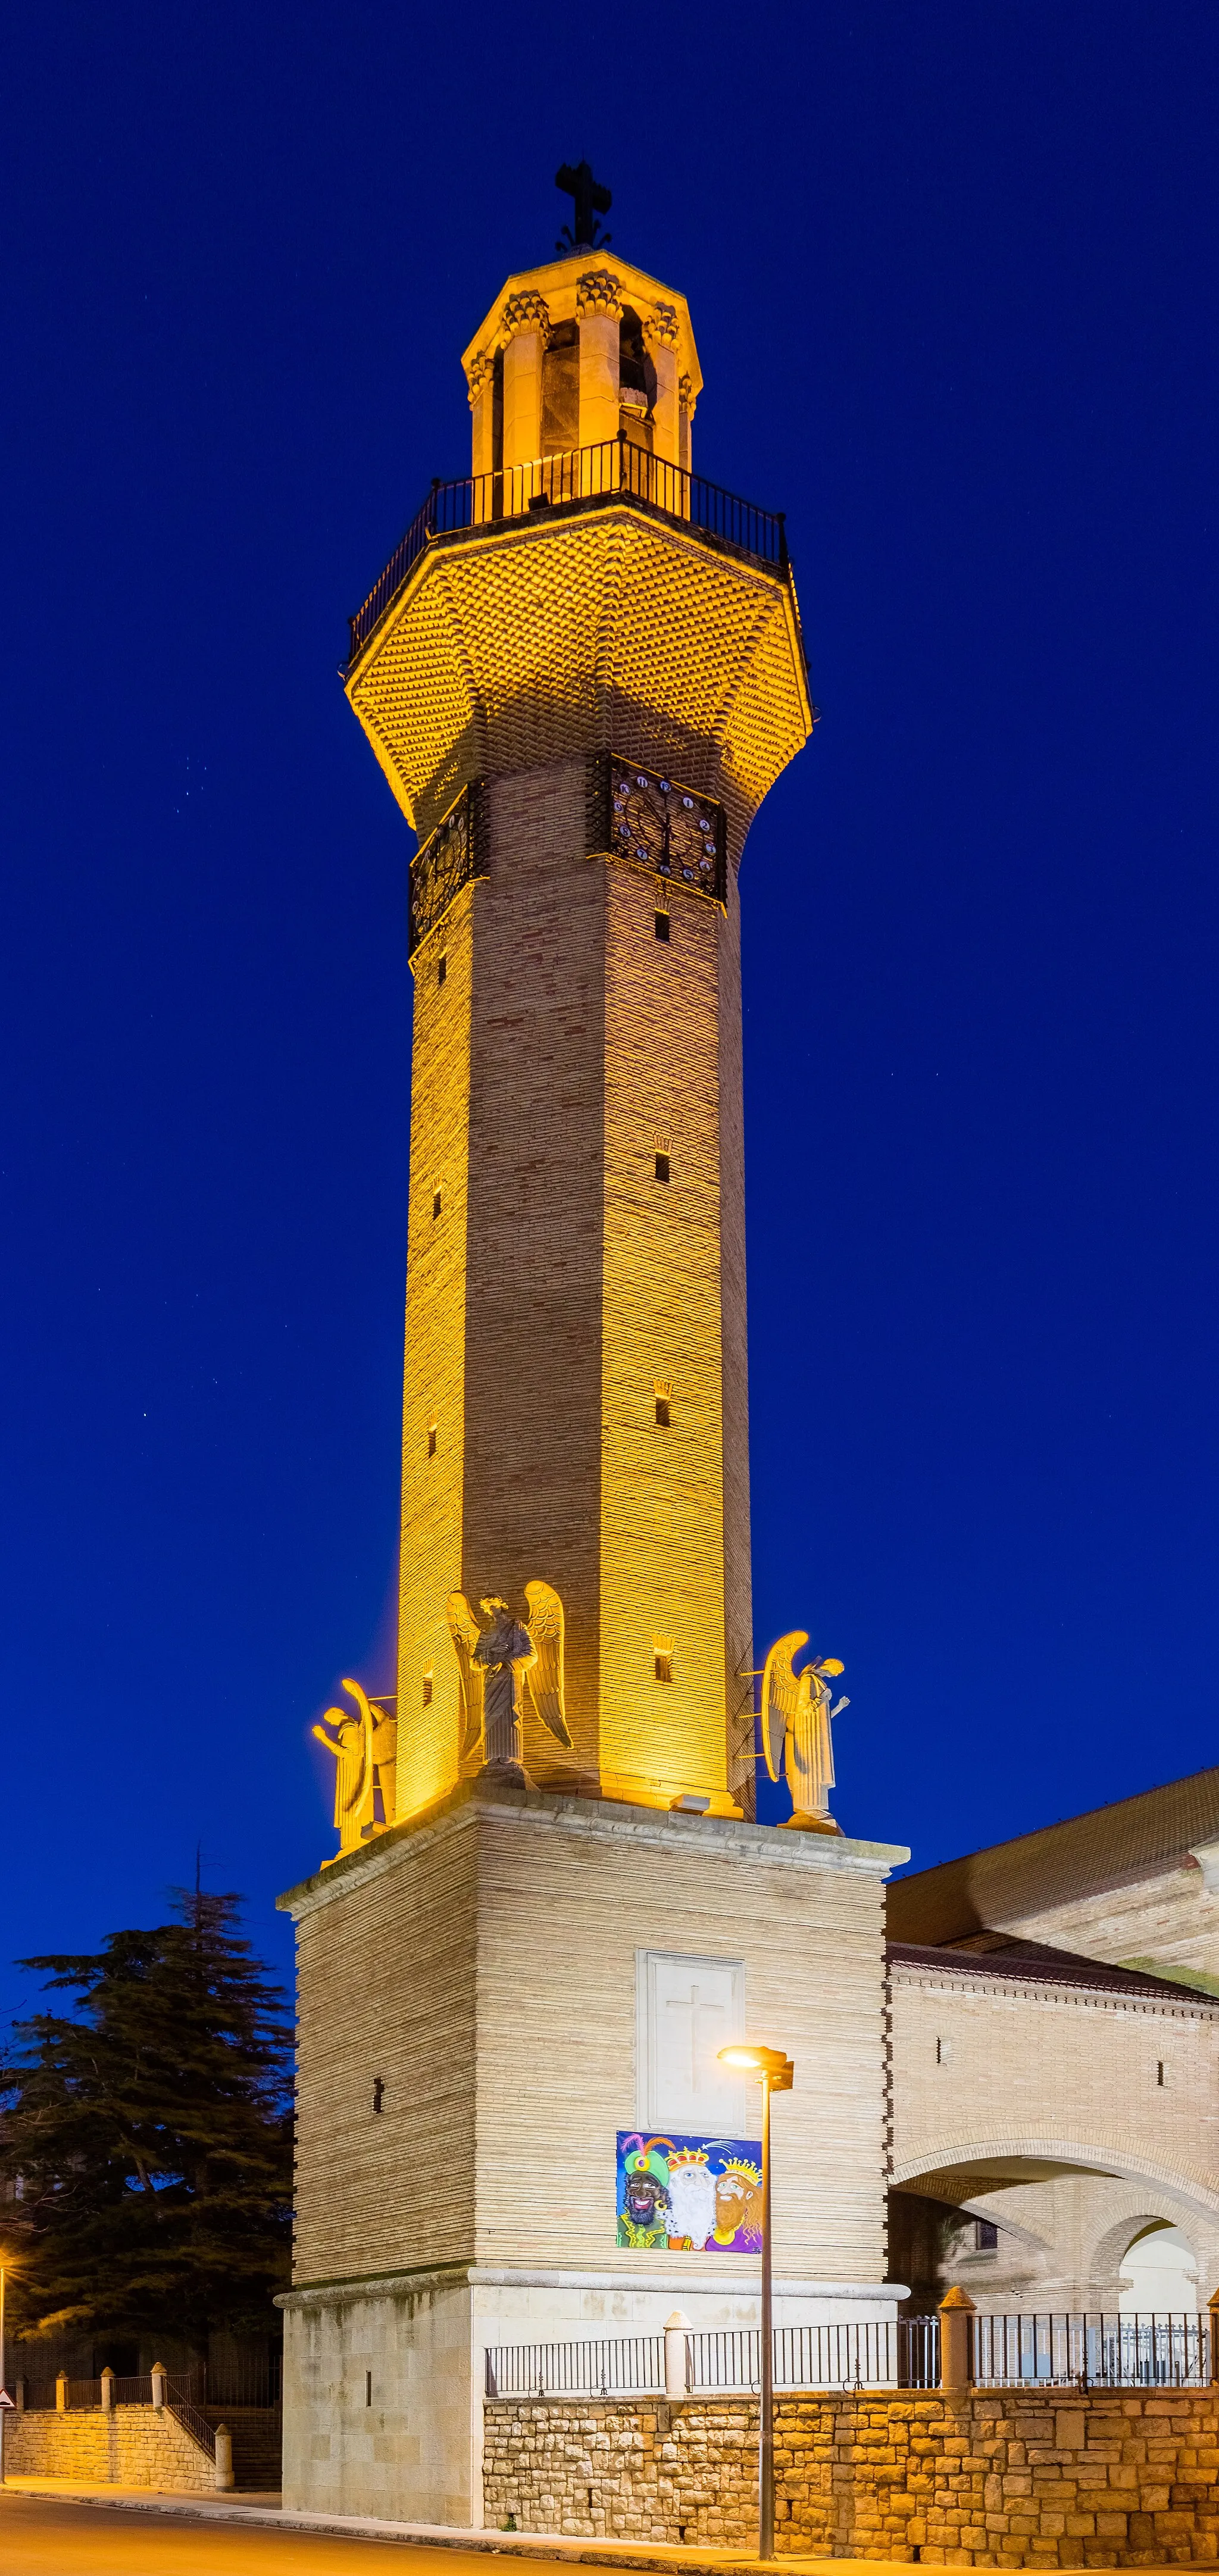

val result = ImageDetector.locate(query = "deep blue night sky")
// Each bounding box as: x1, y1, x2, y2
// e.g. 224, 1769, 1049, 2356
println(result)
4, 3, 1218, 2019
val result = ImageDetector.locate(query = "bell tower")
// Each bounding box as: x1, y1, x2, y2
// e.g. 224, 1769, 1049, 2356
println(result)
345, 218, 812, 1824
279, 185, 908, 2536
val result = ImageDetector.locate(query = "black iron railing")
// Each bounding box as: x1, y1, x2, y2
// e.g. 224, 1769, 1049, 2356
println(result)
971, 2311, 1212, 2390
485, 2316, 937, 2400
348, 437, 792, 667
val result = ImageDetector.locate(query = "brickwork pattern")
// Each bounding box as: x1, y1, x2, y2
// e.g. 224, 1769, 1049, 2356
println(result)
891, 1958, 1219, 2207
483, 2388, 1219, 2566
291, 1811, 477, 2283
461, 761, 607, 1793
398, 873, 474, 1818
346, 509, 810, 854
600, 854, 729, 1802
288, 1795, 892, 2287
393, 755, 755, 1820
4, 2402, 214, 2490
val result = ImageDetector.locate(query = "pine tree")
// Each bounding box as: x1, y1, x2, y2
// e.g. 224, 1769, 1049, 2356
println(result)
0, 1890, 293, 2346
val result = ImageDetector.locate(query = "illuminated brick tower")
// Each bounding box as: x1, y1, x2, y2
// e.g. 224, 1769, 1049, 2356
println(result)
279, 184, 907, 2530
347, 243, 811, 1823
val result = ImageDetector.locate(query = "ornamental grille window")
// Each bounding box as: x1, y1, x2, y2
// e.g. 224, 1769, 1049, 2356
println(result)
410, 781, 487, 956
589, 755, 727, 904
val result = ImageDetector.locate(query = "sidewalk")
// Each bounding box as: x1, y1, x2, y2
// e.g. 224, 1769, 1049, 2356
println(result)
0, 2478, 915, 2573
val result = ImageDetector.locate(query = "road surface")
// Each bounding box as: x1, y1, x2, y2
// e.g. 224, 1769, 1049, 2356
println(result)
0, 2495, 492, 2573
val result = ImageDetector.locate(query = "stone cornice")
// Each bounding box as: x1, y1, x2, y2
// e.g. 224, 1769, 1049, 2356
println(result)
278, 1775, 909, 1921
278, 2262, 908, 2309
887, 1956, 1219, 2018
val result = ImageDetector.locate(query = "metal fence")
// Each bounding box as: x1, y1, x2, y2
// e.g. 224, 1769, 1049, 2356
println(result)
486, 2336, 664, 2397
347, 437, 792, 664
17, 2358, 280, 2412
486, 2316, 938, 2400
971, 2312, 1212, 2390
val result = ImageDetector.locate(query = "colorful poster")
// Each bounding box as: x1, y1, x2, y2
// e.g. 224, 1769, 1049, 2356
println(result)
616, 2130, 763, 2252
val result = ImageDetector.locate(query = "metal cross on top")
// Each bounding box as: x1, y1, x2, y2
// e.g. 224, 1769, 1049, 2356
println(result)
555, 160, 612, 253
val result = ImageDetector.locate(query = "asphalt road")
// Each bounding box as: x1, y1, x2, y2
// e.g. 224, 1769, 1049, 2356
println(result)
0, 2496, 493, 2572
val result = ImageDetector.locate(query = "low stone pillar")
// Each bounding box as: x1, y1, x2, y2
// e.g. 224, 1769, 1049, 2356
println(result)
100, 2367, 115, 2412
1208, 2287, 1219, 2382
55, 2372, 68, 2412
937, 2284, 976, 2390
664, 2309, 692, 2399
214, 2424, 235, 2491
150, 2363, 166, 2411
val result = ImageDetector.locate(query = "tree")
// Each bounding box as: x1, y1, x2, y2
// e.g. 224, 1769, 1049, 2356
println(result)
0, 1889, 293, 2347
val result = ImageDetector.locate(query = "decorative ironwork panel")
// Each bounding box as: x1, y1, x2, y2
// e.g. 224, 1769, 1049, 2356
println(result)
592, 754, 727, 903
409, 782, 486, 954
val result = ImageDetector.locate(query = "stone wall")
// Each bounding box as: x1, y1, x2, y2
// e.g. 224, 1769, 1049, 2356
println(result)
3, 2401, 215, 2490
483, 2388, 1219, 2566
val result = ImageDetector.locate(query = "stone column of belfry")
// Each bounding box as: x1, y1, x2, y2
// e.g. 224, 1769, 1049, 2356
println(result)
344, 248, 812, 1825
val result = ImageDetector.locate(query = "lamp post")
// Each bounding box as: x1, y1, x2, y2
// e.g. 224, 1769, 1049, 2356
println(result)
718, 2041, 794, 2559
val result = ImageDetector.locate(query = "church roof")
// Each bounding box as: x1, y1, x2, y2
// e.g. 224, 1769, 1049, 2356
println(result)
886, 1933, 1218, 2007
887, 1767, 1219, 1944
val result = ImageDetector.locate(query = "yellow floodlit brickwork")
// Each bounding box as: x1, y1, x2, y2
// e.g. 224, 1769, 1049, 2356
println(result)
397, 881, 474, 1817
343, 248, 814, 1829
346, 507, 810, 852
598, 858, 732, 1809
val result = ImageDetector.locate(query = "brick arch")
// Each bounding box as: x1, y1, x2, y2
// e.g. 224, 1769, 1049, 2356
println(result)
892, 2133, 1219, 2226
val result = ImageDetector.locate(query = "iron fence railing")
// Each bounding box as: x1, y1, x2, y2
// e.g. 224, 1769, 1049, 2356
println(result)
166, 2374, 217, 2459
486, 2335, 663, 2397
16, 2358, 281, 2412
971, 2312, 1212, 2390
485, 2316, 938, 2400
347, 437, 793, 666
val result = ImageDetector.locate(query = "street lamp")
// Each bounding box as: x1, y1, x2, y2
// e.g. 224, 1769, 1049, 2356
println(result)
718, 2041, 794, 2559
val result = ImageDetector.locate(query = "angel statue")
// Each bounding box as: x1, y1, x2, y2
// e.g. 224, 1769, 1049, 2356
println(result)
445, 1583, 571, 1783
312, 1678, 398, 1856
760, 1632, 850, 1833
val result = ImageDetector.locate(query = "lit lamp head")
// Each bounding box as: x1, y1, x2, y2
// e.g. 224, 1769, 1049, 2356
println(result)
718, 2042, 795, 2091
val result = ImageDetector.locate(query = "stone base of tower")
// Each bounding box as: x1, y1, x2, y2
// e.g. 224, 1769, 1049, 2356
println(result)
277, 1779, 908, 2528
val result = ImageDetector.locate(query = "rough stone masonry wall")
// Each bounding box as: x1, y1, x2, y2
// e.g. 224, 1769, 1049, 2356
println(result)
483, 2390, 1219, 2566
3, 2402, 214, 2489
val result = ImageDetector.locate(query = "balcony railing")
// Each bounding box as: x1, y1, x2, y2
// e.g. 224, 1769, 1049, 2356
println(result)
346, 436, 793, 668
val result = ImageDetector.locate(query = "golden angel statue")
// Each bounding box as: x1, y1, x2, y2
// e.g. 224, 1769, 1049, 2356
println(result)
445, 1582, 571, 1782
760, 1632, 849, 1833
312, 1679, 398, 1856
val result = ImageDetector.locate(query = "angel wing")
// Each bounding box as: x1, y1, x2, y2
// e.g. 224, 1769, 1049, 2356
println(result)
523, 1580, 573, 1747
446, 1593, 485, 1761
760, 1630, 811, 1783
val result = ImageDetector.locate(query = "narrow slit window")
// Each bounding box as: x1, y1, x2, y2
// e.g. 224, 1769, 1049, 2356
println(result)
432, 1187, 442, 1220
654, 1379, 672, 1427
437, 952, 447, 986
422, 1669, 433, 1706
1157, 2060, 1165, 2086
372, 2077, 384, 2114
655, 1151, 670, 1183
654, 1640, 674, 1684
427, 1421, 437, 1459
365, 2370, 373, 2407
654, 910, 670, 942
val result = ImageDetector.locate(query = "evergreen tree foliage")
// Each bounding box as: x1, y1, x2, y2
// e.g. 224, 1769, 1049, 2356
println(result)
0, 1890, 293, 2344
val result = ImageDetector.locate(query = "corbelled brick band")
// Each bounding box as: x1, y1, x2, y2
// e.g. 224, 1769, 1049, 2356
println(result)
482, 2387, 1219, 2566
